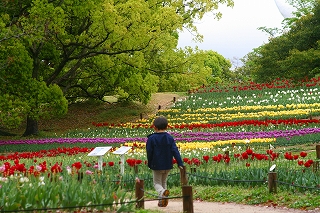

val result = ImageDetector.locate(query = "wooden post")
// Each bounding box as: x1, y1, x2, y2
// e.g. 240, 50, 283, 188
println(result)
140, 113, 143, 120
268, 172, 277, 193
182, 186, 194, 213
180, 165, 188, 186
313, 145, 320, 172
158, 105, 161, 110
135, 179, 144, 209
173, 97, 176, 103
316, 145, 320, 159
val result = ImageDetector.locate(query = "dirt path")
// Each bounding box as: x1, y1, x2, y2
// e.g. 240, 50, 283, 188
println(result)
148, 93, 186, 112
144, 199, 319, 213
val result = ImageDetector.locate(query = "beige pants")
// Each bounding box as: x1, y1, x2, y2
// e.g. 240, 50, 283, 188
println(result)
152, 169, 170, 197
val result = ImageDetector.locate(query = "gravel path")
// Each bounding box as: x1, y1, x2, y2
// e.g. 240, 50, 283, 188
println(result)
143, 199, 319, 213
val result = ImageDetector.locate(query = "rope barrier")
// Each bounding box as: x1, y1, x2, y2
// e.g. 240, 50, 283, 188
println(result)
0, 200, 136, 212
113, 172, 320, 192
276, 180, 320, 191
110, 172, 179, 184
114, 171, 320, 191
187, 172, 266, 183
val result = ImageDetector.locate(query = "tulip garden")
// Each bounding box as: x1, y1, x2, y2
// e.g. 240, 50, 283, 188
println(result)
1, 78, 320, 212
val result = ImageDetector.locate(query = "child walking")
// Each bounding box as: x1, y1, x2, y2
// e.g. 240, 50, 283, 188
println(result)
146, 116, 184, 207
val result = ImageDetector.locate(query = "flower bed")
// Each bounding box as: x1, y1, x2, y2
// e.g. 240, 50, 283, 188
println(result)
1, 78, 320, 211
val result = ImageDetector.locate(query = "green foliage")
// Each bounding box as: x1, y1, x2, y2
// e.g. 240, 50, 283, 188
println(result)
183, 185, 319, 210
258, 0, 317, 38
157, 49, 232, 92
241, 1, 320, 82
0, 38, 67, 129
0, 0, 234, 135
0, 172, 135, 212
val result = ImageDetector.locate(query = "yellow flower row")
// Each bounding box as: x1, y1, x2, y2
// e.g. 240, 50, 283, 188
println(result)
177, 138, 275, 151
124, 138, 276, 152
166, 108, 319, 123
159, 103, 320, 113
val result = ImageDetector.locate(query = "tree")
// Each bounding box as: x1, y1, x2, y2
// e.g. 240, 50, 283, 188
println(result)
259, 0, 317, 38
240, 1, 320, 82
156, 49, 232, 92
203, 50, 232, 82
0, 0, 234, 136
0, 38, 67, 135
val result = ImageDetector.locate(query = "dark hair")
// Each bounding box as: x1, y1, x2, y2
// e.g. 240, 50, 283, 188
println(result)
153, 116, 168, 130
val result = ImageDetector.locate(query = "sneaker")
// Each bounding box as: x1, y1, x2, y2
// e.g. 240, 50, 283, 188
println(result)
158, 189, 169, 207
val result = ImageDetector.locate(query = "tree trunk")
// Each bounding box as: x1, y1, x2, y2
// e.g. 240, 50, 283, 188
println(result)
23, 117, 39, 137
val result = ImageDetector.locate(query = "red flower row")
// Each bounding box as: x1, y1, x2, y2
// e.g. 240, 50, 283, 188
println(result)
125, 158, 144, 167
190, 77, 320, 94
0, 147, 94, 161
0, 159, 119, 177
92, 118, 319, 129
181, 150, 314, 168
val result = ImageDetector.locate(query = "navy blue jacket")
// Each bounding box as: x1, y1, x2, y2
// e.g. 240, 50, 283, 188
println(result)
146, 132, 183, 170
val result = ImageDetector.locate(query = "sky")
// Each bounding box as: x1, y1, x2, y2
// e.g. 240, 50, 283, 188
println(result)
177, 0, 296, 61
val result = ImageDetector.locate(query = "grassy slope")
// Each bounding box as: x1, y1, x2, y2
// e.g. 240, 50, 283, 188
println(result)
0, 93, 184, 139
38, 93, 185, 135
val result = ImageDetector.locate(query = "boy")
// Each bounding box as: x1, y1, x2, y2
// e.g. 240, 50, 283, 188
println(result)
146, 116, 184, 207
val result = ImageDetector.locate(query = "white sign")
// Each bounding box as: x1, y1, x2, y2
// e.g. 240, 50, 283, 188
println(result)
113, 146, 132, 174
112, 146, 131, 155
88, 146, 112, 157
88, 146, 113, 171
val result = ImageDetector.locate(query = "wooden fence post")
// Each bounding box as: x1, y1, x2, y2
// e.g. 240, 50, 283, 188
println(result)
180, 165, 188, 186
135, 179, 144, 209
268, 172, 277, 193
313, 145, 320, 172
182, 186, 194, 213
316, 145, 320, 159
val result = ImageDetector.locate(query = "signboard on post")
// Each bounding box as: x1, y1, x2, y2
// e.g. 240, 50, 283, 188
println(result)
88, 146, 112, 171
113, 146, 132, 174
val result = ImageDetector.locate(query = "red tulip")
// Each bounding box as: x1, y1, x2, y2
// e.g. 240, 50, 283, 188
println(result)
72, 162, 82, 170
300, 151, 308, 158
241, 152, 249, 160
51, 163, 62, 173
203, 155, 210, 163
183, 158, 189, 163
246, 149, 253, 155
212, 156, 219, 162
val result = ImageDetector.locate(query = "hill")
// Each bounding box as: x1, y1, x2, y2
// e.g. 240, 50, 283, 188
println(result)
37, 93, 185, 135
